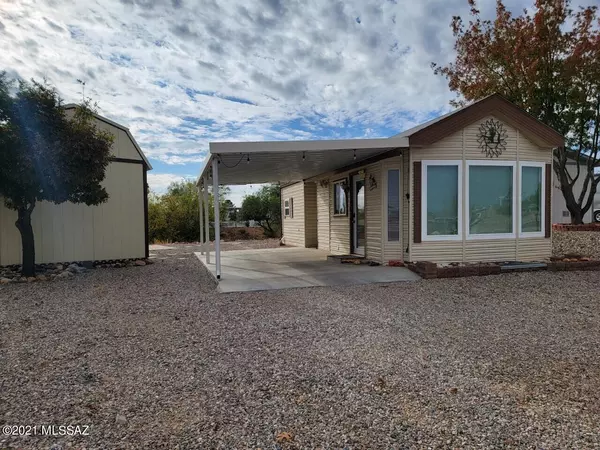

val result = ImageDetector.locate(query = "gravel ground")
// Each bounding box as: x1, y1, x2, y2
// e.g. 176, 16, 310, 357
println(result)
1, 244, 600, 449
151, 238, 281, 253
553, 230, 600, 259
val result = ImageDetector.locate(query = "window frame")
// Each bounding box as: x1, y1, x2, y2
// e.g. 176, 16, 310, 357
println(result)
421, 160, 463, 242
519, 161, 545, 238
332, 178, 348, 216
283, 198, 293, 218
384, 166, 402, 243
466, 160, 517, 240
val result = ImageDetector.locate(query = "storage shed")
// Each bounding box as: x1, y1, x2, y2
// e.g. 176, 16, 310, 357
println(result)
0, 105, 152, 266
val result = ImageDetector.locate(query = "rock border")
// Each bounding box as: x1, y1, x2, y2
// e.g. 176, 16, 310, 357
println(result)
0, 258, 153, 285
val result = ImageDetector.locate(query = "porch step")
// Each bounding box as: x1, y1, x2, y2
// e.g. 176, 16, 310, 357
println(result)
500, 262, 547, 271
327, 255, 380, 266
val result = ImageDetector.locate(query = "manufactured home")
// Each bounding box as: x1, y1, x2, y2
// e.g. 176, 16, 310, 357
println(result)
198, 94, 564, 279
0, 106, 151, 266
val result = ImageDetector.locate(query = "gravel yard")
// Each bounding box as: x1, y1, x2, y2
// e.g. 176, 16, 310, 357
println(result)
1, 245, 600, 449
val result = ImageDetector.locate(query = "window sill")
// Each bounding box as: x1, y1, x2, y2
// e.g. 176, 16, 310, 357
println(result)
421, 235, 462, 242
467, 233, 516, 240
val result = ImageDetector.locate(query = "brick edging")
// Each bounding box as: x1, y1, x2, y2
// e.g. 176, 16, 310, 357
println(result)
406, 260, 600, 279
553, 224, 600, 232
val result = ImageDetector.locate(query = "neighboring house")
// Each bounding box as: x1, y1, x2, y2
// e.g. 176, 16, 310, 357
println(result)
198, 94, 564, 278
552, 153, 600, 224
0, 105, 152, 266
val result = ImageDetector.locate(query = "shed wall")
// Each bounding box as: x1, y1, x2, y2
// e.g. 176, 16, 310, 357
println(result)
0, 162, 146, 265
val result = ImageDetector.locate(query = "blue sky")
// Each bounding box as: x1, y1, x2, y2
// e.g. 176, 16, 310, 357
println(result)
0, 0, 563, 205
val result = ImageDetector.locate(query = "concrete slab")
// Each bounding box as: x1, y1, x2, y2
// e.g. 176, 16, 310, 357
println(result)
195, 247, 421, 292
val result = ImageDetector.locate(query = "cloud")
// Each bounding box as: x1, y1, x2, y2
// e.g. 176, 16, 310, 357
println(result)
0, 0, 522, 187
147, 173, 191, 193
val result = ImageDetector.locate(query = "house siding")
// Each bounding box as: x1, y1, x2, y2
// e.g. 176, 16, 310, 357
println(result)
316, 181, 330, 251
329, 175, 350, 255
365, 162, 383, 263
410, 115, 553, 263
0, 162, 146, 265
304, 182, 318, 248
281, 182, 305, 247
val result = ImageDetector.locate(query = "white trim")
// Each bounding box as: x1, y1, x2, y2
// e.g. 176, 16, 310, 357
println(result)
210, 137, 409, 154
466, 160, 517, 240
384, 166, 402, 243
283, 198, 291, 218
421, 160, 463, 242
519, 161, 546, 238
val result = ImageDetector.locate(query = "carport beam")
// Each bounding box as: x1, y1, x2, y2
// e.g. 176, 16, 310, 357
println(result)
212, 158, 221, 279
203, 175, 210, 264
198, 185, 204, 255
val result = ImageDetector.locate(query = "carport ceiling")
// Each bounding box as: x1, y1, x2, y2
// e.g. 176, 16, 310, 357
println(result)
202, 137, 409, 185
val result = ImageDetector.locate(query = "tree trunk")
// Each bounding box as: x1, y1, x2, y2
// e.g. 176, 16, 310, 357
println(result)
15, 206, 36, 277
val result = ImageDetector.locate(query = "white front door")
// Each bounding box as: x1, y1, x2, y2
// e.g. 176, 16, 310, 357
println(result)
352, 175, 365, 255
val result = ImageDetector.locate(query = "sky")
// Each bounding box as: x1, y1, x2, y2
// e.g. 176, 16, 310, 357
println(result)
0, 0, 562, 206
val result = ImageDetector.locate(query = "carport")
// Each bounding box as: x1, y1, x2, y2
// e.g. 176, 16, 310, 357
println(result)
196, 136, 409, 281
196, 247, 420, 293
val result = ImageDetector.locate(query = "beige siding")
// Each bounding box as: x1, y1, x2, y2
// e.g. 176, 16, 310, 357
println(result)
316, 182, 330, 251
365, 162, 382, 262
0, 162, 146, 265
281, 182, 305, 247
329, 175, 350, 254
464, 117, 517, 160
518, 131, 552, 162
304, 182, 318, 248
409, 115, 553, 263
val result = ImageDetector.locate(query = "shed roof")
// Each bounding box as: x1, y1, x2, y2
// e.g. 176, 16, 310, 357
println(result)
63, 104, 152, 170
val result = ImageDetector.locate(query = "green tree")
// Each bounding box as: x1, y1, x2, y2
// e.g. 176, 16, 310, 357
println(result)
433, 0, 600, 223
0, 73, 113, 276
240, 184, 281, 237
148, 180, 230, 243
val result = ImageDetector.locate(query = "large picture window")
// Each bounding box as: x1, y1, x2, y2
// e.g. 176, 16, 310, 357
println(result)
467, 162, 516, 238
333, 180, 347, 216
422, 161, 462, 241
387, 169, 400, 241
520, 163, 544, 236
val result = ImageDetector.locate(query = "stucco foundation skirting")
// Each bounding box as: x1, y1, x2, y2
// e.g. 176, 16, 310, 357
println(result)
407, 259, 600, 279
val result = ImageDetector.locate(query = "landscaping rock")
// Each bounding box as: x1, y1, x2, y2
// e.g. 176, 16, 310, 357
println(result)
0, 277, 12, 284
115, 414, 127, 425
134, 260, 146, 266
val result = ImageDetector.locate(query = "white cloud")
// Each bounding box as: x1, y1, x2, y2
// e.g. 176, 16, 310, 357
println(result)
147, 173, 191, 193
0, 0, 534, 184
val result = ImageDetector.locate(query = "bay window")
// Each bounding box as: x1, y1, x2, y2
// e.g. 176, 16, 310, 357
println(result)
467, 161, 516, 238
421, 161, 462, 241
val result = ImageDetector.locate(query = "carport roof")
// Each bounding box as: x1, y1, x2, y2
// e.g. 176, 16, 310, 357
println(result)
198, 93, 565, 186
198, 137, 408, 185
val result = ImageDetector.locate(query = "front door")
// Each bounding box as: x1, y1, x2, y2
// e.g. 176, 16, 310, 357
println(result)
351, 175, 365, 255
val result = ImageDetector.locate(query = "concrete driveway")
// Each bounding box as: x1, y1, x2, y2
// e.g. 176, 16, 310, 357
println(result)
195, 247, 420, 292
